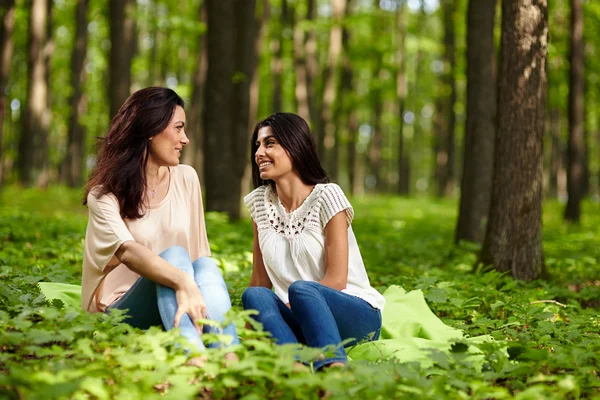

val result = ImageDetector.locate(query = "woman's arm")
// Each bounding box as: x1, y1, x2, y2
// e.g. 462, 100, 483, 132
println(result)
115, 241, 207, 331
249, 222, 272, 288
320, 211, 349, 291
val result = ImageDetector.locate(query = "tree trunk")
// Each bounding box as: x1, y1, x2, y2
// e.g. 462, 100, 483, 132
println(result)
19, 0, 49, 186
435, 0, 456, 197
61, 0, 89, 187
293, 1, 311, 122
564, 0, 584, 222
317, 0, 346, 164
396, 1, 409, 195
305, 0, 318, 129
0, 0, 16, 186
271, 0, 286, 113
204, 0, 260, 220
549, 108, 560, 198
182, 1, 208, 183
480, 0, 547, 281
109, 0, 136, 119
455, 0, 496, 244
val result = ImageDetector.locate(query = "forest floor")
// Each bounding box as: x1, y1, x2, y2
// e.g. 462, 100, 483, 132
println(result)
1, 187, 599, 399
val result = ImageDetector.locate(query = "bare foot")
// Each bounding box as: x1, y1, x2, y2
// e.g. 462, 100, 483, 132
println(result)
292, 362, 310, 373
224, 352, 239, 362
326, 362, 346, 369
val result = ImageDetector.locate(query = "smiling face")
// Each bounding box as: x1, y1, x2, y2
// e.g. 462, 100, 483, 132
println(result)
148, 105, 188, 167
254, 126, 295, 183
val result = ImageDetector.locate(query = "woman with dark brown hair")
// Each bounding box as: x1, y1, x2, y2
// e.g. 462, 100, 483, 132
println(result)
81, 87, 239, 355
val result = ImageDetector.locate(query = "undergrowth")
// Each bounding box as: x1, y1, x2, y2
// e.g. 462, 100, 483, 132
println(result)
0, 187, 599, 399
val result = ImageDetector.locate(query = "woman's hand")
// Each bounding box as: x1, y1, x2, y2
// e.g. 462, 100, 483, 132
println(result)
174, 279, 207, 334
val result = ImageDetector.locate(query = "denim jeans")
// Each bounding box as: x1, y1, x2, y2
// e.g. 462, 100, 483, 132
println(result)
242, 280, 382, 369
107, 246, 240, 351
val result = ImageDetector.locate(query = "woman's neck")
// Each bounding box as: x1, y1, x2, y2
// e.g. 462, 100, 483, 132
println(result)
274, 176, 315, 213
146, 162, 165, 188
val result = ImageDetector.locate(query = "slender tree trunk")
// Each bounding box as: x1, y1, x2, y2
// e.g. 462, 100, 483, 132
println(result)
293, 1, 310, 122
19, 0, 49, 186
435, 0, 456, 197
480, 0, 548, 281
317, 0, 346, 164
0, 0, 16, 186
61, 0, 89, 187
564, 0, 585, 222
396, 1, 409, 195
183, 2, 208, 183
455, 0, 496, 244
549, 108, 560, 198
305, 0, 318, 129
204, 0, 260, 220
271, 0, 287, 113
108, 0, 136, 119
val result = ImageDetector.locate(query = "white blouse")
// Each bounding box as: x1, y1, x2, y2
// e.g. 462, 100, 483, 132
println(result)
244, 183, 385, 309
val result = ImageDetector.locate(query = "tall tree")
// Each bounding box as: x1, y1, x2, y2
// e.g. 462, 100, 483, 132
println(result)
434, 0, 457, 197
108, 0, 136, 119
396, 1, 409, 195
0, 0, 16, 185
292, 0, 311, 122
182, 1, 208, 181
271, 0, 287, 112
61, 0, 89, 187
317, 0, 346, 165
18, 0, 50, 186
204, 0, 261, 220
564, 0, 585, 222
455, 0, 497, 244
480, 0, 548, 281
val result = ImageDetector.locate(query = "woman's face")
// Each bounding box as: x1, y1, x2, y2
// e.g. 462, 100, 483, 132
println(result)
148, 106, 189, 167
254, 126, 294, 182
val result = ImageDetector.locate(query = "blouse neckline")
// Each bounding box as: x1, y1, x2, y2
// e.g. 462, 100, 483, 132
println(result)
267, 184, 322, 218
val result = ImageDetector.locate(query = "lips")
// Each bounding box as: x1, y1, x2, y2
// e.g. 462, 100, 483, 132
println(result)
258, 161, 272, 170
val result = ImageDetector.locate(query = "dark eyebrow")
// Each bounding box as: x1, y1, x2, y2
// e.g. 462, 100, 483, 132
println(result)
174, 121, 185, 127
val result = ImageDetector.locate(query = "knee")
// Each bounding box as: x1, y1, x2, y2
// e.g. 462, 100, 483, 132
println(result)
242, 286, 273, 310
193, 257, 224, 281
159, 246, 192, 271
288, 280, 320, 298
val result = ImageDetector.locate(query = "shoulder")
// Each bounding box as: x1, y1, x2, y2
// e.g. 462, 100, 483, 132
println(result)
316, 183, 349, 203
87, 187, 118, 209
172, 164, 201, 190
174, 164, 199, 182
244, 185, 268, 205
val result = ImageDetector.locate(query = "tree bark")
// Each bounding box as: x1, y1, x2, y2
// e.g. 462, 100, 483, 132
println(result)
455, 0, 496, 244
109, 0, 136, 119
435, 0, 457, 197
549, 108, 560, 198
271, 0, 286, 113
396, 1, 409, 195
480, 0, 548, 281
61, 0, 89, 187
0, 0, 16, 186
293, 1, 311, 122
204, 0, 260, 220
317, 0, 346, 164
182, 2, 208, 183
19, 0, 49, 186
564, 0, 584, 222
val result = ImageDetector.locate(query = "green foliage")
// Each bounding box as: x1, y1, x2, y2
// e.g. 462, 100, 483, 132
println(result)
1, 189, 599, 399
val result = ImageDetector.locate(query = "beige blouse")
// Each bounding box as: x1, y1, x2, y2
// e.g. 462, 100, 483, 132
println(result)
81, 164, 211, 312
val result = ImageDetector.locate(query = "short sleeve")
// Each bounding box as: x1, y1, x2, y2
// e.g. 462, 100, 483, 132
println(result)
86, 191, 135, 272
243, 186, 266, 222
319, 184, 354, 229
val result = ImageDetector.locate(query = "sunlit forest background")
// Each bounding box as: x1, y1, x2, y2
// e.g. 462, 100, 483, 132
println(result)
1, 0, 598, 207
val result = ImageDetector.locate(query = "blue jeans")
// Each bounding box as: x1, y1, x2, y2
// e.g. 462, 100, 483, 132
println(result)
242, 281, 382, 369
107, 246, 240, 351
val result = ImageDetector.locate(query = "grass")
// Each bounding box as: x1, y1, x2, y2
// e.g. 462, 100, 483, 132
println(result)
0, 186, 599, 399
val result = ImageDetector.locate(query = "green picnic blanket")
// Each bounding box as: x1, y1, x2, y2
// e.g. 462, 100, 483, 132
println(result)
38, 282, 492, 367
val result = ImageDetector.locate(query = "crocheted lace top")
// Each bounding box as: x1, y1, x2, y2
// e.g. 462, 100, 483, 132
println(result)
244, 183, 386, 309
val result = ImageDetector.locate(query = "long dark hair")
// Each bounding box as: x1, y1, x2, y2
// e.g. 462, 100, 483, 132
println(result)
84, 87, 185, 219
250, 113, 329, 189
